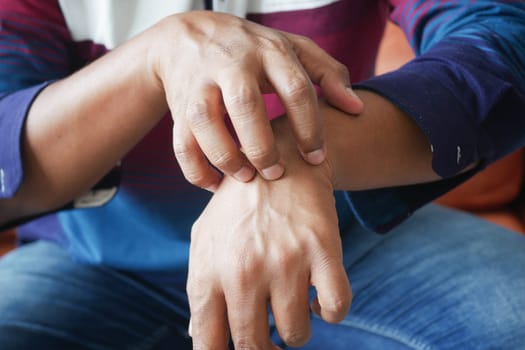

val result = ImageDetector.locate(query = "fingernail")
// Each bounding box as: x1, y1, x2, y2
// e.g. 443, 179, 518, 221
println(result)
233, 164, 255, 182
261, 163, 284, 180
304, 148, 325, 165
346, 88, 364, 113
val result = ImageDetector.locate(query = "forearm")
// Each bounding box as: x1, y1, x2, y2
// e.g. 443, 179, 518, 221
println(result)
0, 27, 167, 225
273, 90, 442, 191
324, 90, 441, 190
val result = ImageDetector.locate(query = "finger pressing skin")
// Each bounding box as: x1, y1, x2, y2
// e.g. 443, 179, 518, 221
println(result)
218, 71, 284, 180
172, 118, 222, 191
185, 84, 255, 183
283, 32, 364, 115
261, 40, 326, 165
310, 257, 352, 323
270, 270, 311, 348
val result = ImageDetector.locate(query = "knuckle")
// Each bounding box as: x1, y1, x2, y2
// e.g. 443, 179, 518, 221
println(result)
291, 115, 322, 150
226, 86, 259, 118
234, 337, 264, 350
235, 343, 256, 350
209, 150, 237, 171
296, 130, 320, 150
182, 168, 215, 189
173, 141, 194, 163
292, 33, 314, 47
334, 62, 350, 79
320, 251, 344, 271
229, 254, 262, 284
306, 235, 330, 258
243, 144, 275, 168
186, 266, 207, 290
271, 249, 300, 271
283, 78, 313, 105
186, 278, 207, 301
324, 295, 351, 318
185, 101, 212, 130
226, 14, 246, 29
281, 328, 310, 347
260, 32, 289, 53
233, 264, 259, 283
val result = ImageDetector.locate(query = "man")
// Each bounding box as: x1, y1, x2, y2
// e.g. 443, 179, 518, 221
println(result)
1, 1, 524, 349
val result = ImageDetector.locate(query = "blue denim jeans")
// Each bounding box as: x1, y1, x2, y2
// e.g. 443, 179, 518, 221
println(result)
1, 204, 524, 349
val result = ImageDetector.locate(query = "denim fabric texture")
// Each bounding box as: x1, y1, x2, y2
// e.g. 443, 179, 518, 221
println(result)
1, 204, 524, 349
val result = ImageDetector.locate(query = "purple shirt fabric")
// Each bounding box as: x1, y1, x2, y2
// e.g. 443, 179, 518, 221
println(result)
0, 83, 48, 198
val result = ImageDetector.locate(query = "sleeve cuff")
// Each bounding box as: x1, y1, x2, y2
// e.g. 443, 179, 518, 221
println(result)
354, 68, 481, 179
342, 168, 477, 233
0, 82, 51, 198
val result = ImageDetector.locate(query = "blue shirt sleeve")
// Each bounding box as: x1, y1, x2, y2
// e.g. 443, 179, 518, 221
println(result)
0, 0, 71, 199
346, 0, 525, 233
0, 83, 50, 198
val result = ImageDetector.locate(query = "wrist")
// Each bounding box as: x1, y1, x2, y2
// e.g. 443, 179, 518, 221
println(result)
140, 15, 180, 103
317, 91, 438, 191
270, 115, 336, 190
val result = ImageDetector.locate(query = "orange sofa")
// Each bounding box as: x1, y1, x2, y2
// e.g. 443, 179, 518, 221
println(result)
0, 229, 16, 256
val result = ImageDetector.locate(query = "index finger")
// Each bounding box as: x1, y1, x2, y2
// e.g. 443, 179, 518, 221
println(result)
261, 39, 326, 165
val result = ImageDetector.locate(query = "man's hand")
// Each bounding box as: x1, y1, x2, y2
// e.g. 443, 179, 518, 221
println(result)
186, 117, 351, 349
150, 11, 363, 191
0, 10, 362, 229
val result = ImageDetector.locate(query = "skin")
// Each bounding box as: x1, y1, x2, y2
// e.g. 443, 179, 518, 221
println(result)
187, 90, 443, 350
0, 11, 362, 225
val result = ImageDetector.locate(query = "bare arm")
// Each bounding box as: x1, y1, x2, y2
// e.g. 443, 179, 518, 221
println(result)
319, 89, 440, 191
0, 12, 362, 226
0, 30, 166, 225
264, 89, 442, 193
